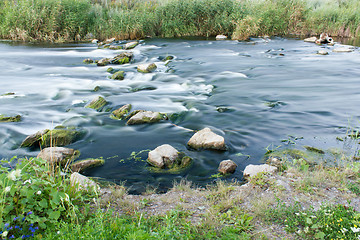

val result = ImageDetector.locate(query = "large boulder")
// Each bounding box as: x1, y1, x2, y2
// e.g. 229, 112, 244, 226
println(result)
304, 36, 317, 43
85, 96, 108, 111
148, 144, 191, 169
137, 63, 157, 73
110, 71, 125, 80
127, 111, 166, 125
37, 147, 80, 166
110, 104, 132, 120
0, 114, 21, 122
218, 160, 237, 174
21, 127, 84, 148
333, 47, 353, 53
124, 41, 139, 50
187, 127, 226, 150
105, 37, 116, 44
216, 35, 227, 40
243, 164, 277, 179
111, 52, 133, 64
70, 172, 99, 192
71, 158, 105, 173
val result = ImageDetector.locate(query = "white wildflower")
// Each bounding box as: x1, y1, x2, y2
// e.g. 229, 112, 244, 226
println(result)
351, 227, 360, 233
24, 179, 31, 184
295, 213, 300, 216
14, 169, 21, 178
2, 231, 8, 238
341, 228, 348, 234
4, 186, 11, 193
8, 170, 16, 180
57, 231, 60, 235
37, 191, 42, 195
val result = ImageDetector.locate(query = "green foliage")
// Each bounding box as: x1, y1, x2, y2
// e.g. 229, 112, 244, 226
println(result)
0, 157, 94, 232
266, 200, 360, 239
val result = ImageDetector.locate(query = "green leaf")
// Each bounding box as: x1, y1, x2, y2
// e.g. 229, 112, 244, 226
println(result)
49, 210, 61, 220
306, 218, 312, 225
39, 199, 48, 208
314, 231, 325, 239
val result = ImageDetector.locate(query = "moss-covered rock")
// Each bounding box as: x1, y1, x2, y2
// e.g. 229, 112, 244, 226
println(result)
127, 111, 167, 125
85, 96, 108, 111
111, 52, 133, 65
124, 41, 138, 50
107, 67, 114, 73
97, 58, 111, 66
110, 104, 132, 120
83, 58, 94, 64
110, 71, 125, 80
21, 129, 50, 148
137, 63, 157, 73
109, 45, 123, 50
37, 147, 80, 166
40, 127, 85, 148
71, 158, 105, 173
0, 114, 21, 122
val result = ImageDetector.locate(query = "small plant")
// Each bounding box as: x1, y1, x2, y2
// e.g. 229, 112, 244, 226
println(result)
0, 212, 38, 239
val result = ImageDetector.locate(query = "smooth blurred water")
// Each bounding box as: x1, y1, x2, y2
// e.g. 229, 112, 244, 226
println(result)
0, 37, 359, 193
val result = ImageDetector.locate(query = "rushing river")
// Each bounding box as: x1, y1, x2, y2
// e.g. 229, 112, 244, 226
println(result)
0, 37, 359, 193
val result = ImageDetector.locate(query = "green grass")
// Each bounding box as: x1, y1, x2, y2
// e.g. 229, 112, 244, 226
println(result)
1, 0, 360, 42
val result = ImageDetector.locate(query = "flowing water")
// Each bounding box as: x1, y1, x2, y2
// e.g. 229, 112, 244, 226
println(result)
0, 37, 359, 193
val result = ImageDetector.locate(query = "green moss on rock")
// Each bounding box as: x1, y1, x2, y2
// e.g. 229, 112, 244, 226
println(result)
71, 158, 105, 173
0, 114, 21, 122
85, 96, 108, 111
40, 128, 85, 148
110, 104, 132, 120
110, 71, 125, 80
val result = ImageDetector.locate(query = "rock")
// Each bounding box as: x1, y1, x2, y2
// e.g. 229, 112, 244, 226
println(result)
266, 156, 283, 168
1, 92, 15, 96
111, 52, 133, 64
110, 70, 125, 80
93, 86, 101, 92
37, 147, 80, 166
21, 129, 50, 148
218, 160, 237, 174
109, 45, 123, 50
0, 114, 21, 122
216, 35, 227, 40
137, 63, 157, 73
97, 58, 111, 66
85, 96, 108, 111
316, 50, 328, 55
243, 164, 277, 178
159, 55, 174, 61
127, 111, 166, 125
83, 58, 94, 64
315, 33, 334, 45
71, 158, 105, 173
70, 172, 99, 192
187, 127, 226, 150
304, 36, 317, 43
148, 144, 192, 169
39, 126, 85, 148
91, 39, 98, 44
333, 47, 353, 53
105, 37, 116, 44
124, 41, 138, 50
111, 104, 132, 120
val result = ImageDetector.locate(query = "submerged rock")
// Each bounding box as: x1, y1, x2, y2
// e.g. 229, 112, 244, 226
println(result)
0, 114, 21, 122
70, 172, 99, 192
21, 129, 50, 148
85, 96, 108, 111
111, 104, 132, 120
137, 63, 157, 73
304, 36, 317, 43
316, 50, 328, 55
333, 47, 353, 53
105, 37, 116, 44
124, 41, 139, 50
83, 58, 94, 64
37, 147, 80, 166
71, 158, 105, 173
158, 55, 174, 61
127, 111, 167, 125
97, 58, 111, 66
218, 160, 237, 174
111, 52, 133, 65
109, 45, 123, 50
148, 144, 192, 169
110, 70, 125, 80
187, 127, 226, 150
216, 35, 227, 40
243, 164, 277, 179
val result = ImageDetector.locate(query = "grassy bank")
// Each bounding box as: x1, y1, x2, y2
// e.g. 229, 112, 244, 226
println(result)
0, 0, 360, 42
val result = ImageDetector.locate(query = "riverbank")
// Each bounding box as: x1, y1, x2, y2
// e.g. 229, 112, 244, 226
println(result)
0, 0, 360, 42
1, 152, 359, 239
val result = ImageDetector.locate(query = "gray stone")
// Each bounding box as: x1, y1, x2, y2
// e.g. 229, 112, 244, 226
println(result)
187, 127, 226, 150
216, 35, 227, 40
137, 63, 157, 73
333, 47, 353, 53
148, 144, 179, 168
243, 164, 277, 178
97, 58, 111, 66
70, 172, 99, 192
105, 37, 116, 44
218, 160, 237, 174
124, 41, 139, 50
37, 147, 80, 166
127, 111, 166, 125
304, 36, 317, 43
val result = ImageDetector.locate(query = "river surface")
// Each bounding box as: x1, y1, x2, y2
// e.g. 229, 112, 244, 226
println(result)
0, 37, 359, 193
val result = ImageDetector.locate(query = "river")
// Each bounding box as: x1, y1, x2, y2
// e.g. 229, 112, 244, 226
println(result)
0, 37, 359, 193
